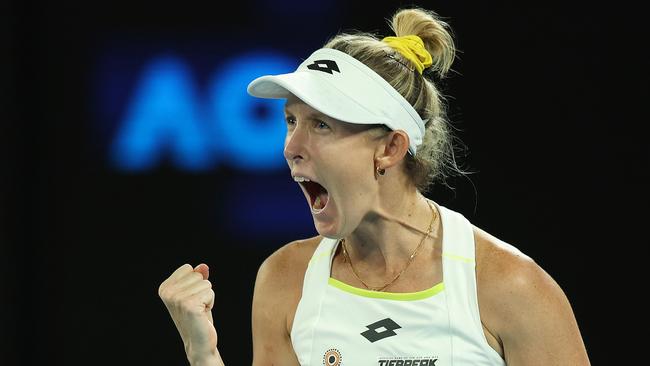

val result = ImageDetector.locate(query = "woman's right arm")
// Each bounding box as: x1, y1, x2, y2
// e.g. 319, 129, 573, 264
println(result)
158, 263, 225, 366
159, 240, 307, 366
251, 245, 303, 366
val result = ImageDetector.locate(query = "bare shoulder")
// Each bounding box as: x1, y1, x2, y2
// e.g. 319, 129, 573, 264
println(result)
251, 235, 322, 365
256, 235, 323, 289
253, 235, 323, 328
473, 225, 540, 297
473, 226, 590, 364
473, 225, 572, 321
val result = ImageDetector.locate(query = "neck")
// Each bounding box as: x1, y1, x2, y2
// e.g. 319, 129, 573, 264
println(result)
342, 188, 437, 275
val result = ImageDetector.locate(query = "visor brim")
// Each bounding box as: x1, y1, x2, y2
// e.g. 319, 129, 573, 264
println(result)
247, 71, 386, 126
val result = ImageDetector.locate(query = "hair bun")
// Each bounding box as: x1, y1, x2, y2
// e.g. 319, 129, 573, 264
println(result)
389, 7, 456, 77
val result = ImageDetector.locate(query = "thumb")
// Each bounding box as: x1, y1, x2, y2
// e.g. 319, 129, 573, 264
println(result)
193, 263, 210, 280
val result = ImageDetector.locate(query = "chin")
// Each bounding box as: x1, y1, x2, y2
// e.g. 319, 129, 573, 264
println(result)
320, 233, 342, 240
315, 221, 356, 241
314, 227, 339, 240
313, 222, 343, 240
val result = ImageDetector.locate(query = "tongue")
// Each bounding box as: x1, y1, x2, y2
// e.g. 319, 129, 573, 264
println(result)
313, 191, 329, 210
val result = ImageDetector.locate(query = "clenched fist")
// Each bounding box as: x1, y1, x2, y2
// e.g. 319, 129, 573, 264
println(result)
159, 263, 220, 364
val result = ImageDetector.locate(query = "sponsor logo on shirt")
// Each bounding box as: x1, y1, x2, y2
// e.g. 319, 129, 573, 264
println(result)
377, 357, 439, 366
323, 348, 343, 366
361, 318, 402, 342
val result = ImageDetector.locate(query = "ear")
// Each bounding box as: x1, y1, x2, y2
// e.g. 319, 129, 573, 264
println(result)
374, 130, 410, 170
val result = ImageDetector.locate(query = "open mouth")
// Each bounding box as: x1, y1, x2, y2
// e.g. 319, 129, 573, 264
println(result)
299, 180, 330, 212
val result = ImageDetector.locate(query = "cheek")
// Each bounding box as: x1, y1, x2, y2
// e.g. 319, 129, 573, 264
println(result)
334, 158, 376, 193
319, 137, 376, 184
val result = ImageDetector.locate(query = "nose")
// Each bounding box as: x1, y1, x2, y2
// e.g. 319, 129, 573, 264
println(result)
283, 123, 309, 163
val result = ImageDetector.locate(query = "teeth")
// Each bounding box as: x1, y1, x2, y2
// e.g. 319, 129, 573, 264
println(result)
293, 176, 311, 182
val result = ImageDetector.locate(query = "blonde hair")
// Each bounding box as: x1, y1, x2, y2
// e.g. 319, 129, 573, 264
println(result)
323, 7, 468, 193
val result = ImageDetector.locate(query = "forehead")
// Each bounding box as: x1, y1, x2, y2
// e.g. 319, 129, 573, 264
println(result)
283, 95, 376, 133
284, 95, 327, 117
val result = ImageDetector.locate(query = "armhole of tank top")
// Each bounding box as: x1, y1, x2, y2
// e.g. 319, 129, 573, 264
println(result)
289, 237, 336, 359
441, 206, 505, 364
451, 206, 505, 365
468, 226, 507, 364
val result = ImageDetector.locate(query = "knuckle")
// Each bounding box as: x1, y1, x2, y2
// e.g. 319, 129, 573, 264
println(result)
159, 285, 174, 300
179, 297, 196, 309
170, 293, 185, 305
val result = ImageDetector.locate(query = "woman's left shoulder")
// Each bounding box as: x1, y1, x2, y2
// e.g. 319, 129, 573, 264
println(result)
472, 226, 590, 364
472, 225, 562, 310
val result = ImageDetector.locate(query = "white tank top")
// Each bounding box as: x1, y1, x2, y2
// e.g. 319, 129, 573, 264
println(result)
290, 203, 506, 366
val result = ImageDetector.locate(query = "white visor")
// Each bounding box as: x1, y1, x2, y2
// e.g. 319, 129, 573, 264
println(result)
247, 48, 425, 155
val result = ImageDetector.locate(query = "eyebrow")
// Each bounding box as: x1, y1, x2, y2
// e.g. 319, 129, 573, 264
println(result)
283, 106, 330, 121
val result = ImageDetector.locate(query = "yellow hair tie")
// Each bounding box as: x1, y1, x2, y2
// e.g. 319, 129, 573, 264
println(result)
382, 35, 433, 74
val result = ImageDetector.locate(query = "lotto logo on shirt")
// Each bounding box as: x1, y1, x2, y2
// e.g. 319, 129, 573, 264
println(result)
377, 357, 438, 366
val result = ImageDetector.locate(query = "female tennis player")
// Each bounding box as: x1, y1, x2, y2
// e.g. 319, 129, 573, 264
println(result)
158, 6, 591, 365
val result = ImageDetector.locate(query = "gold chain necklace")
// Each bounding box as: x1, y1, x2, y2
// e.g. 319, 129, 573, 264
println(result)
340, 201, 436, 292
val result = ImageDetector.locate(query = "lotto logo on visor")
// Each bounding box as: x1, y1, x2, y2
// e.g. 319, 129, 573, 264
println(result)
306, 59, 340, 74
247, 48, 425, 155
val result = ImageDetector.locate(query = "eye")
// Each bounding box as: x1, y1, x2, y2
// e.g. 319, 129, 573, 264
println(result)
285, 116, 296, 127
315, 120, 330, 130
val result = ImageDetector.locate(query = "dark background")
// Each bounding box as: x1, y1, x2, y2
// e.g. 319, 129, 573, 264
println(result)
3, 0, 647, 364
